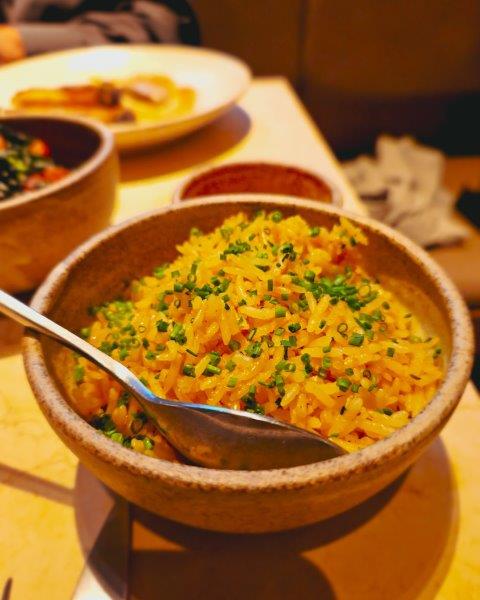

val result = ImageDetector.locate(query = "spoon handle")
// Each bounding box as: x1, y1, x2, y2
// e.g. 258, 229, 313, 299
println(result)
0, 289, 157, 403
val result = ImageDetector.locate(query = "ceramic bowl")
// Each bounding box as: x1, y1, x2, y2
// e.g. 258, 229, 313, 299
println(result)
23, 195, 473, 533
173, 162, 341, 206
0, 115, 118, 293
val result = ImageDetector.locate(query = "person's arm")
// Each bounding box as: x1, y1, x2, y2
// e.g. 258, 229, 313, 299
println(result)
14, 0, 199, 57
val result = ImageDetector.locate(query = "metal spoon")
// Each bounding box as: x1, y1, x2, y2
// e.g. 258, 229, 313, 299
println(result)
0, 290, 344, 469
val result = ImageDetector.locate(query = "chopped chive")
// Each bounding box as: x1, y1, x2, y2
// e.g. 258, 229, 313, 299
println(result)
351, 383, 360, 393
111, 432, 124, 444
182, 364, 196, 377
204, 364, 222, 376
245, 341, 262, 358
228, 339, 241, 351
275, 306, 287, 318
271, 210, 283, 223
304, 270, 315, 282
288, 322, 301, 333
382, 301, 390, 309
80, 327, 91, 340
225, 359, 236, 372
143, 437, 154, 450
381, 407, 393, 415
348, 333, 364, 347
274, 327, 285, 336
173, 282, 184, 292
227, 377, 238, 388
281, 335, 297, 348
156, 319, 169, 332
337, 322, 348, 335
255, 264, 270, 272
345, 367, 354, 376
387, 347, 395, 357
73, 365, 85, 384
336, 377, 351, 392
322, 356, 331, 368
208, 351, 221, 366
186, 348, 198, 357
309, 226, 320, 237
247, 328, 257, 341
267, 279, 273, 291
119, 348, 129, 361
319, 319, 326, 329
323, 345, 332, 353
433, 347, 442, 358
117, 392, 130, 407
281, 293, 290, 301
170, 323, 186, 344
145, 350, 156, 360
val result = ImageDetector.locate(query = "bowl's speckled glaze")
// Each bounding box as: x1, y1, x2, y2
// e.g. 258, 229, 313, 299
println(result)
23, 196, 473, 533
0, 115, 117, 293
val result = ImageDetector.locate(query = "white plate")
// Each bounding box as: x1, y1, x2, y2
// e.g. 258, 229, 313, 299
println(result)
0, 45, 251, 152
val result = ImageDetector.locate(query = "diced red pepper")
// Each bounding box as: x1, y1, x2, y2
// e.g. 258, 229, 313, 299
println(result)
42, 165, 69, 183
28, 138, 51, 157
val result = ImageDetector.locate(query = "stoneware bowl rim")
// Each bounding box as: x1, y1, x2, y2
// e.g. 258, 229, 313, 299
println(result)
172, 161, 343, 207
0, 113, 115, 211
23, 195, 474, 492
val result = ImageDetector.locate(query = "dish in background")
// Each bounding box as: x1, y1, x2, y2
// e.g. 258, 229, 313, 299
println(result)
173, 162, 342, 205
23, 196, 473, 533
11, 74, 196, 125
0, 45, 251, 152
0, 123, 69, 201
0, 115, 117, 294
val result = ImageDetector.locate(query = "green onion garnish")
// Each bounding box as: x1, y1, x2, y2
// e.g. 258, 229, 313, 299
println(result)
204, 364, 222, 376
348, 333, 364, 347
227, 377, 238, 388
182, 364, 196, 377
336, 377, 351, 392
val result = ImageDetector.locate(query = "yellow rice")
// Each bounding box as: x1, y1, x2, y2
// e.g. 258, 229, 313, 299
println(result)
71, 211, 443, 459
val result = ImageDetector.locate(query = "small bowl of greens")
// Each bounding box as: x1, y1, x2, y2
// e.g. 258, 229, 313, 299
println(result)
0, 115, 118, 293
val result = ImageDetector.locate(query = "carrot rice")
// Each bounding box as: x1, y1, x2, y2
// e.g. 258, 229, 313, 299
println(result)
71, 210, 443, 460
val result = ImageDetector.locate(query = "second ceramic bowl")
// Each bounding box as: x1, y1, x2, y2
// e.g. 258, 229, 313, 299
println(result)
0, 115, 118, 293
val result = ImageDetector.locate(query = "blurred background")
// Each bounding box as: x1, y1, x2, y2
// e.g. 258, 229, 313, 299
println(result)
190, 0, 480, 158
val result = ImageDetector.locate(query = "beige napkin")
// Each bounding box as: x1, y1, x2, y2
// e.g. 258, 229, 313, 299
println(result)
343, 136, 470, 247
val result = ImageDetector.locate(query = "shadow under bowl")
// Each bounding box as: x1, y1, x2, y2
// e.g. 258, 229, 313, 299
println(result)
23, 195, 473, 533
0, 114, 118, 293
